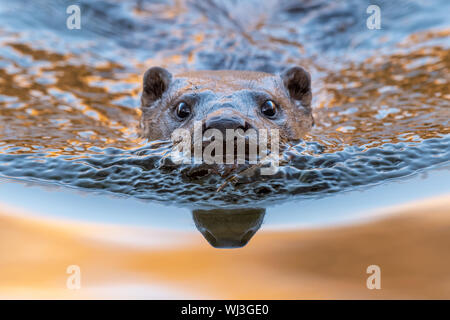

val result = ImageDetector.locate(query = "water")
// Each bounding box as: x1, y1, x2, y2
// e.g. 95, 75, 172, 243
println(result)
0, 0, 449, 249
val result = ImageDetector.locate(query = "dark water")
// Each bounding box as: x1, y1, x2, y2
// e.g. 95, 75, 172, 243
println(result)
0, 0, 449, 209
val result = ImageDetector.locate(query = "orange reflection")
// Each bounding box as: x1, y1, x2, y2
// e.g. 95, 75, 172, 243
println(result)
1, 195, 449, 299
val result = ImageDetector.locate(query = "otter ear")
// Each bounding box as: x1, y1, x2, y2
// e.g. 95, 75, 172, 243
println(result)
141, 67, 172, 106
280, 66, 311, 101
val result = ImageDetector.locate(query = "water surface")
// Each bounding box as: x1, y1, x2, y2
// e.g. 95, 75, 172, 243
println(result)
0, 0, 449, 246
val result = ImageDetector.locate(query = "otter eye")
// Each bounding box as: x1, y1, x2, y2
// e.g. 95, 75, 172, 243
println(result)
176, 101, 191, 119
261, 100, 277, 117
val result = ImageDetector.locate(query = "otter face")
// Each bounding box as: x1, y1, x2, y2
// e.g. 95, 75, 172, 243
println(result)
140, 66, 313, 142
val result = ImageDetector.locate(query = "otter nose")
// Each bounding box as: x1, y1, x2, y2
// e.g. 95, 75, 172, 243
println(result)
204, 108, 249, 133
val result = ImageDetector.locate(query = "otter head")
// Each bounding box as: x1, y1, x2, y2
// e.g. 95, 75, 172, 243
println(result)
140, 66, 313, 144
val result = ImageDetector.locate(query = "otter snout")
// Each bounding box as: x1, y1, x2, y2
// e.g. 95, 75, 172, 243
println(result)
203, 108, 253, 134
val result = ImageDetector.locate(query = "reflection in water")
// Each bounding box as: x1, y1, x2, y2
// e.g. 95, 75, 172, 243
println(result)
1, 195, 450, 299
193, 208, 265, 248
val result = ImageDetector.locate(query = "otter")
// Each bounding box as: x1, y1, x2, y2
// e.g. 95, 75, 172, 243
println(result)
140, 66, 313, 143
